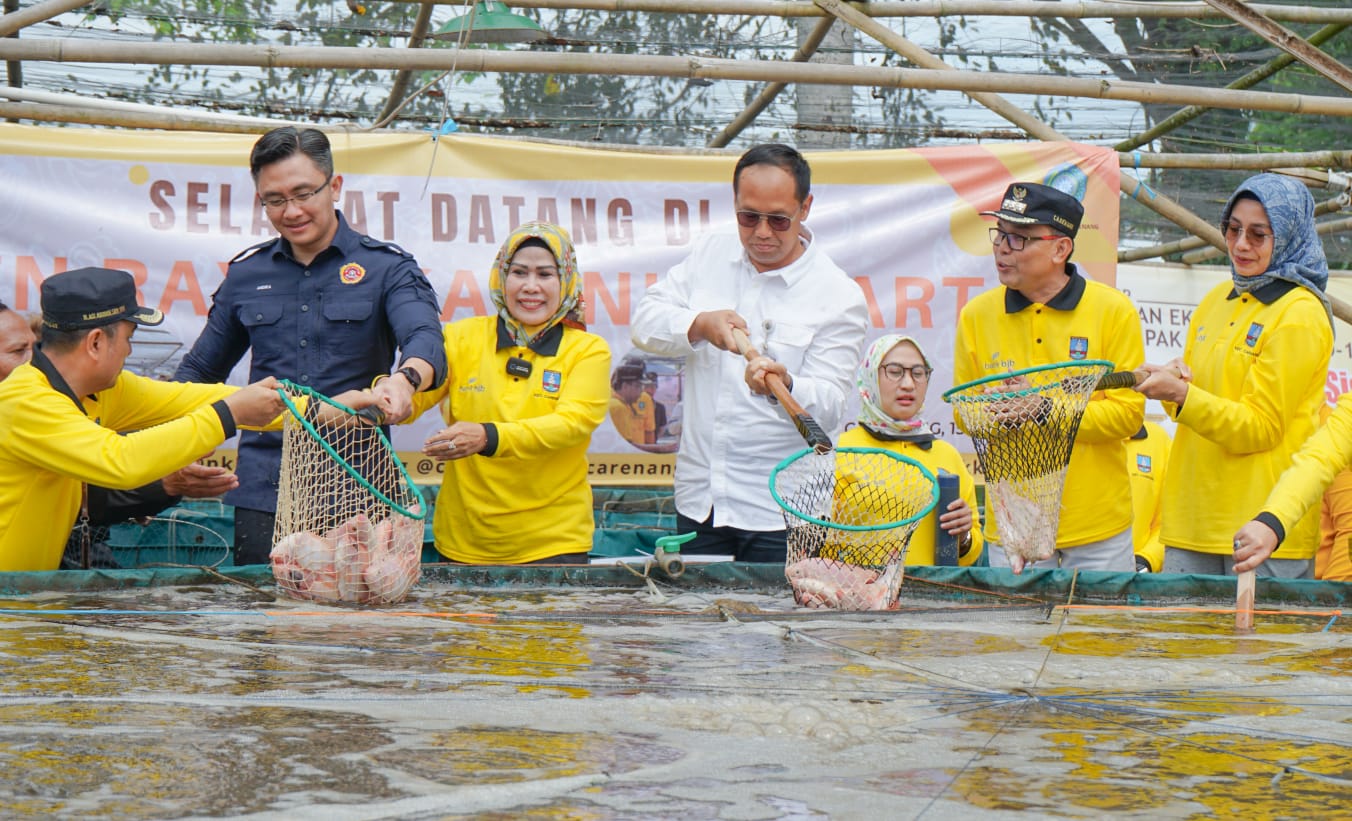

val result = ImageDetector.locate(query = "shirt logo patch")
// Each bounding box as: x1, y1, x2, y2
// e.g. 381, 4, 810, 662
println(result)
542, 370, 562, 393
1068, 336, 1089, 360
1245, 322, 1264, 347
1136, 454, 1152, 474
339, 262, 367, 285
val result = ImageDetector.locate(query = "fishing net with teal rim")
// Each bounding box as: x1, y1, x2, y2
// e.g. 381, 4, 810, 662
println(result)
273, 381, 426, 605
942, 359, 1114, 568
771, 446, 938, 611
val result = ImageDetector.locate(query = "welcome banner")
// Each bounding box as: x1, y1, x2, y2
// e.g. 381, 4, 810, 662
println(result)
0, 126, 1121, 484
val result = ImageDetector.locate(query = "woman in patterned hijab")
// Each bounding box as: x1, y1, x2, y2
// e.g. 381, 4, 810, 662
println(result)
489, 221, 586, 346
1139, 173, 1332, 577
837, 334, 983, 566
405, 221, 612, 566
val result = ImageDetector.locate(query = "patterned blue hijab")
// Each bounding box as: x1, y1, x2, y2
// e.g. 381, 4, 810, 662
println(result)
1221, 173, 1330, 325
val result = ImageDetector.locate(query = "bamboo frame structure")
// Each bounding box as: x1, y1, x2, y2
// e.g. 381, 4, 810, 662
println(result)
392, 1, 1352, 25
811, 0, 1230, 261
1202, 0, 1352, 94
2, 39, 1351, 119
0, 0, 1348, 319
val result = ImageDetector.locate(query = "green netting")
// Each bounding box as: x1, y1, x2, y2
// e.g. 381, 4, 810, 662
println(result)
943, 359, 1114, 568
3, 563, 1349, 609
772, 447, 940, 610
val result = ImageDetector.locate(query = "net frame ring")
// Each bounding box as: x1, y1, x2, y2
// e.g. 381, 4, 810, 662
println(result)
940, 358, 1116, 407
769, 445, 941, 534
274, 379, 427, 521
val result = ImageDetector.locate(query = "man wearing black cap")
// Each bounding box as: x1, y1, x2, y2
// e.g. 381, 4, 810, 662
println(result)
174, 126, 446, 565
0, 267, 292, 572
953, 182, 1145, 573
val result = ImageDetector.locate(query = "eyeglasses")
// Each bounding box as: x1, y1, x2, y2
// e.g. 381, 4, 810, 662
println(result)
259, 174, 334, 211
736, 210, 795, 232
1222, 220, 1272, 246
880, 363, 932, 383
988, 228, 1064, 251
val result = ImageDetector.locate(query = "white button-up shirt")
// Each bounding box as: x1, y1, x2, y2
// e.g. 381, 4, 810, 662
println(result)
631, 229, 868, 531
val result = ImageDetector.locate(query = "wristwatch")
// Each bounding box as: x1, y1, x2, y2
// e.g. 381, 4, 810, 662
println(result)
395, 365, 423, 392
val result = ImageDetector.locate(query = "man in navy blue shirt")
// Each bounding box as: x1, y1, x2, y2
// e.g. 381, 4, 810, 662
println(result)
175, 127, 446, 565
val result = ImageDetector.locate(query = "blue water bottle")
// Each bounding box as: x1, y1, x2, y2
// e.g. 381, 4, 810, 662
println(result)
933, 470, 961, 566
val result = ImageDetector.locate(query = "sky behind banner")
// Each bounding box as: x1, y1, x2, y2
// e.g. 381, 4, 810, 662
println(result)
0, 126, 1121, 483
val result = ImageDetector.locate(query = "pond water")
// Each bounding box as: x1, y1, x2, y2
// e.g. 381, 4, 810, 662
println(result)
0, 581, 1348, 819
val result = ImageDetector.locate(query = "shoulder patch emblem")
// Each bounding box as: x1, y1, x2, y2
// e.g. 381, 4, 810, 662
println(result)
1136, 454, 1152, 474
1068, 336, 1089, 360
339, 262, 367, 284
542, 370, 562, 393
1245, 323, 1264, 347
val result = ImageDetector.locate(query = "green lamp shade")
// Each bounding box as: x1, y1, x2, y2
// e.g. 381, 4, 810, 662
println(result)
432, 1, 547, 44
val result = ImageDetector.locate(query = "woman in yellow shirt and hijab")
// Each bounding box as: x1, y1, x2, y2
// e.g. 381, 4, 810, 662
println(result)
406, 222, 611, 564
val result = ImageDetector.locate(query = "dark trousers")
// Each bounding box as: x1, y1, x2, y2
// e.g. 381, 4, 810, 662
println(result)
234, 507, 277, 566
676, 510, 787, 564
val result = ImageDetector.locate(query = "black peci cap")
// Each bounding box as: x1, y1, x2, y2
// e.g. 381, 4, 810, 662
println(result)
41, 267, 165, 331
981, 182, 1084, 238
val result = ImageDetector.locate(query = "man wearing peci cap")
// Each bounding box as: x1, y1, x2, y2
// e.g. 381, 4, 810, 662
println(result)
0, 267, 292, 572
952, 182, 1145, 573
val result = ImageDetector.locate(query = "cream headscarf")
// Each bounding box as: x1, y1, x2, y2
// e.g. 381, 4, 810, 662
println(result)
489, 221, 585, 347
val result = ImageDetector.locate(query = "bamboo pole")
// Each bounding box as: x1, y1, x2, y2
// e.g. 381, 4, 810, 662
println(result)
1120, 150, 1352, 170
392, 0, 1352, 25
375, 0, 436, 127
1121, 197, 1348, 263
1116, 23, 1349, 153
0, 86, 307, 128
0, 0, 88, 38
0, 101, 311, 133
707, 15, 835, 148
5, 39, 1352, 119
1202, 0, 1352, 95
813, 0, 1228, 256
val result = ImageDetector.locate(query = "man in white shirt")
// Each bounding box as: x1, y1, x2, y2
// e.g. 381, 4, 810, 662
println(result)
631, 144, 868, 561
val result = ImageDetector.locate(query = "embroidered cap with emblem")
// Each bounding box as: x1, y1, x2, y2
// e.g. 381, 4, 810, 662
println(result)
981, 182, 1083, 238
41, 267, 165, 330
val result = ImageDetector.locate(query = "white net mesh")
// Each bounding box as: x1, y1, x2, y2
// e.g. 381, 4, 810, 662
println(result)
272, 384, 425, 605
943, 360, 1114, 567
772, 447, 938, 611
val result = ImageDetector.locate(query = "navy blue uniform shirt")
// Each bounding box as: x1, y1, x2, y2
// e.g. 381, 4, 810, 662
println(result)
174, 211, 446, 513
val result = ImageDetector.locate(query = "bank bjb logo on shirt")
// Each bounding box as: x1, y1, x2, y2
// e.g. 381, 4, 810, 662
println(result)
542, 370, 562, 393
339, 262, 367, 284
1068, 336, 1089, 360
1136, 454, 1152, 474
1245, 322, 1264, 347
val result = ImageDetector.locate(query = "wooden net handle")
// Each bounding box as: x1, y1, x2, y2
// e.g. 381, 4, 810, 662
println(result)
731, 327, 832, 453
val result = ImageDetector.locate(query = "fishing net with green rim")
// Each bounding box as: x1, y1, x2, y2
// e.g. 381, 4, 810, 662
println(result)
272, 381, 426, 605
942, 359, 1114, 568
771, 446, 938, 611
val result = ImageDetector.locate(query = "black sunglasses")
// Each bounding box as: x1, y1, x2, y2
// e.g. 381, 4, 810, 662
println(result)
736, 210, 795, 232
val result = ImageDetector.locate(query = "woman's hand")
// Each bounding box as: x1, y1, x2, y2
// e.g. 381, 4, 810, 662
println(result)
423, 422, 488, 461
1233, 520, 1278, 573
1134, 358, 1190, 404
938, 497, 973, 538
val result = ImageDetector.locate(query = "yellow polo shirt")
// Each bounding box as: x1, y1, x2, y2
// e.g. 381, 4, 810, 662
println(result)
0, 360, 238, 571
410, 316, 611, 564
837, 426, 984, 566
1162, 280, 1330, 558
953, 268, 1145, 548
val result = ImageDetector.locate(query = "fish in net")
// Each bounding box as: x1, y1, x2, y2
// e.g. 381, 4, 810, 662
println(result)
272, 381, 426, 605
771, 447, 938, 610
942, 360, 1115, 570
